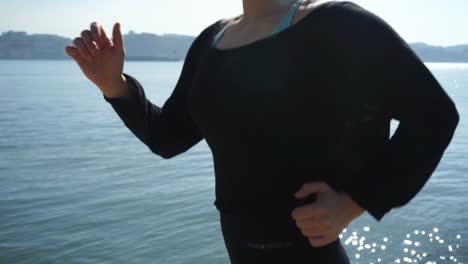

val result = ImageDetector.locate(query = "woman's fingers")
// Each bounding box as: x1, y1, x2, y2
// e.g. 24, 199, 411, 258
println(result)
308, 236, 335, 248
66, 22, 122, 67
112, 22, 125, 53
301, 225, 328, 237
64, 46, 86, 65
64, 45, 77, 59
73, 37, 92, 62
81, 30, 98, 56
90, 22, 111, 48
90, 22, 100, 41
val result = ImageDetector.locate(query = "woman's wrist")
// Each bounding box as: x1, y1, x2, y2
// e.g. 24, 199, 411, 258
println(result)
101, 74, 130, 99
342, 192, 366, 220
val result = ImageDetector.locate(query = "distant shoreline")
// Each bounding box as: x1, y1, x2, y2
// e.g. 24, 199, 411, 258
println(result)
2, 30, 468, 63
1, 58, 468, 63
0, 57, 184, 62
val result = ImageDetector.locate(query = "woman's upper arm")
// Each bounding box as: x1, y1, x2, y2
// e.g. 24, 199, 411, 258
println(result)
332, 1, 460, 221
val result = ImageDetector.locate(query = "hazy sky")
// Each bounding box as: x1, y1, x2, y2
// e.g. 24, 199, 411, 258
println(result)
1, 0, 467, 46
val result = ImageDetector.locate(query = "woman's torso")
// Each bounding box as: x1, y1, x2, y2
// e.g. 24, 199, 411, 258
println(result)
189, 0, 388, 214
186, 1, 388, 262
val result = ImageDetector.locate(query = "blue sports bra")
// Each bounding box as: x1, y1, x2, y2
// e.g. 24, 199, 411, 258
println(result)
211, 0, 304, 48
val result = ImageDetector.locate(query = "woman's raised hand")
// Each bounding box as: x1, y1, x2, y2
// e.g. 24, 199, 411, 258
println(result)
65, 22, 129, 98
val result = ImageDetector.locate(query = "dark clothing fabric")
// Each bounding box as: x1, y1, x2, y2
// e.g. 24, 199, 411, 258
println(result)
103, 1, 459, 262
220, 212, 350, 264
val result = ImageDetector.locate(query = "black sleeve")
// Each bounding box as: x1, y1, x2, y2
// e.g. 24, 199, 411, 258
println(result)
336, 2, 460, 221
102, 26, 212, 159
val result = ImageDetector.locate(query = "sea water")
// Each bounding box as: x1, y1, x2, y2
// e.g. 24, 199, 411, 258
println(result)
0, 60, 466, 264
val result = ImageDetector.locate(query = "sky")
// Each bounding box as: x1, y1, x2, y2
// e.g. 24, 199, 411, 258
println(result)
1, 0, 467, 46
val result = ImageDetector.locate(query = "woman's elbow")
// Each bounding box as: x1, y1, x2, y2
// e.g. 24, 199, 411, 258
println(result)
149, 146, 178, 159
444, 99, 460, 135
148, 142, 182, 159
433, 98, 460, 146
145, 138, 179, 159
451, 102, 460, 130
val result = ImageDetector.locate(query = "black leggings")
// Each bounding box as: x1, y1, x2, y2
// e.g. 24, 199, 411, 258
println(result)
220, 212, 351, 264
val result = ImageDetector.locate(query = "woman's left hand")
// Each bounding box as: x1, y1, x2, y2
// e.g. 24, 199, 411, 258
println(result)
291, 181, 365, 248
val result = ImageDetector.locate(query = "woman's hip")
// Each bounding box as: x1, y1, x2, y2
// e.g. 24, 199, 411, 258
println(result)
219, 212, 350, 264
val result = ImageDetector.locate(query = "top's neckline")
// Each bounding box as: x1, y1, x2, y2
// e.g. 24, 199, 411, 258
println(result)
210, 1, 331, 54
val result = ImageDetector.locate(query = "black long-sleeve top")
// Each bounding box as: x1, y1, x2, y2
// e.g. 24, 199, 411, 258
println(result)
103, 1, 459, 222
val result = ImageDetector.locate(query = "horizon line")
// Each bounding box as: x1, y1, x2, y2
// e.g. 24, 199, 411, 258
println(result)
1, 29, 467, 48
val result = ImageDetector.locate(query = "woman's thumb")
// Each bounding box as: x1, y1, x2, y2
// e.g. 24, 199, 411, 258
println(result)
112, 22, 124, 52
294, 182, 325, 199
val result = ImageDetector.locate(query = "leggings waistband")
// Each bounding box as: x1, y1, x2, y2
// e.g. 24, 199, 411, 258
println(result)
219, 213, 350, 263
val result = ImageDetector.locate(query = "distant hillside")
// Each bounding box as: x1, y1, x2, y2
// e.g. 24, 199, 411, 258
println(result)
410, 42, 468, 62
123, 30, 194, 61
1, 30, 468, 62
0, 31, 71, 60
0, 30, 195, 61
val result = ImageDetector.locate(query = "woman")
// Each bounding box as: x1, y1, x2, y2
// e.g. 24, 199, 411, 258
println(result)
65, 0, 459, 263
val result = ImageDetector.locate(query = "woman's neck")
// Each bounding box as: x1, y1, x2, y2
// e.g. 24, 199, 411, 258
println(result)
241, 0, 297, 22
